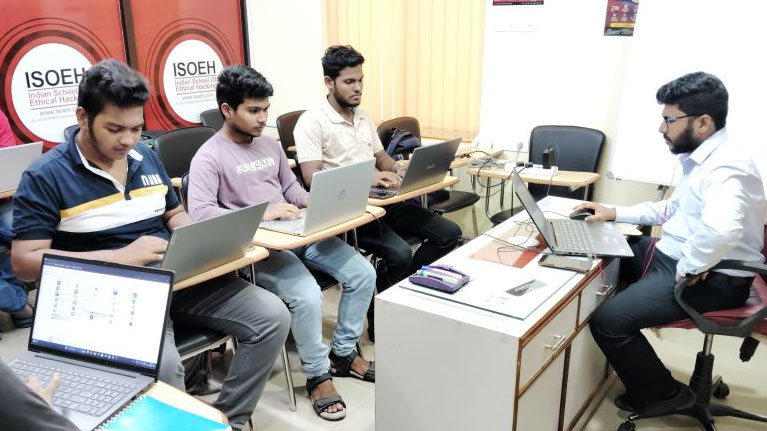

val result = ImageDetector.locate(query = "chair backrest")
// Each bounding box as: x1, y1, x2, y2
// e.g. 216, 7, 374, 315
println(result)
153, 126, 215, 179
377, 116, 421, 145
199, 109, 224, 132
63, 124, 78, 142
275, 110, 306, 156
528, 125, 605, 201
180, 172, 190, 211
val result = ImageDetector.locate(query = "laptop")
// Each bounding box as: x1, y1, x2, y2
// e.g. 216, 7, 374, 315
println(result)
0, 142, 43, 192
260, 158, 375, 236
9, 254, 173, 430
369, 138, 461, 198
513, 171, 633, 257
157, 202, 267, 281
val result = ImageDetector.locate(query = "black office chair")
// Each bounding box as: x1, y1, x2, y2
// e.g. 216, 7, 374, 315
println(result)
152, 127, 215, 179
618, 227, 767, 431
275, 110, 305, 158
199, 109, 224, 132
377, 117, 480, 236
179, 172, 297, 412
490, 125, 605, 225
63, 124, 78, 143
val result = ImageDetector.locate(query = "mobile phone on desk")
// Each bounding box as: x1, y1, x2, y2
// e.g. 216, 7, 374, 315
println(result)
538, 254, 592, 273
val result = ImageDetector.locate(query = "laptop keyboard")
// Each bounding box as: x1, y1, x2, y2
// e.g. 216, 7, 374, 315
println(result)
9, 359, 136, 417
553, 220, 597, 252
369, 186, 398, 198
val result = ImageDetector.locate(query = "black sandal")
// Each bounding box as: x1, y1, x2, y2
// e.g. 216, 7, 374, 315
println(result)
306, 372, 346, 421
329, 350, 375, 382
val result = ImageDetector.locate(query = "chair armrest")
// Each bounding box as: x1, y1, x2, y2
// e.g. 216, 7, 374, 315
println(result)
674, 259, 767, 337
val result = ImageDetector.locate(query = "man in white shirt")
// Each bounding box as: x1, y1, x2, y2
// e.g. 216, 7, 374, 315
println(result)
575, 72, 765, 416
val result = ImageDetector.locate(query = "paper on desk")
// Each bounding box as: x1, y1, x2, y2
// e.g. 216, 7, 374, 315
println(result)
618, 223, 642, 236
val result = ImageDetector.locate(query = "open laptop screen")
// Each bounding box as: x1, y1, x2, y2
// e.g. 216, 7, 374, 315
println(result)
30, 255, 172, 374
512, 171, 557, 248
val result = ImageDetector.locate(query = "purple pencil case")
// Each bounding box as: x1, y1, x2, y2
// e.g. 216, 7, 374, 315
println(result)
408, 264, 470, 294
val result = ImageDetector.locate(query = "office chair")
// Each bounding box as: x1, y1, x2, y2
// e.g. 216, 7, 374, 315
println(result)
199, 108, 224, 132
377, 117, 480, 237
490, 125, 605, 225
179, 172, 297, 412
617, 228, 767, 431
63, 124, 78, 143
275, 110, 305, 159
152, 126, 215, 179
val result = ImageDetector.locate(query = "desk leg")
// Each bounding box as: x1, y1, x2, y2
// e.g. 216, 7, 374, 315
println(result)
484, 180, 491, 216
499, 180, 506, 211
351, 228, 360, 252
420, 195, 428, 208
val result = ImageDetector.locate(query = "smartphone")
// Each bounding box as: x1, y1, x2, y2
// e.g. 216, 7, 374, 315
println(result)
538, 254, 592, 272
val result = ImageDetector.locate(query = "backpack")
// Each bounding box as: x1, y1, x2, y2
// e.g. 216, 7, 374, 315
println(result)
385, 127, 421, 161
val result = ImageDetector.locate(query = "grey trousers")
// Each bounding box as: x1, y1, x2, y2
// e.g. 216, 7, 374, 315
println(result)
158, 273, 290, 430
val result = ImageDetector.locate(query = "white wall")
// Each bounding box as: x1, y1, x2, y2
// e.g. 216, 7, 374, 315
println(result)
246, 0, 327, 127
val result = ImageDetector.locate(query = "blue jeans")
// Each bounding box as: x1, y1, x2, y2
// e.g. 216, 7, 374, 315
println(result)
252, 237, 376, 379
0, 200, 26, 314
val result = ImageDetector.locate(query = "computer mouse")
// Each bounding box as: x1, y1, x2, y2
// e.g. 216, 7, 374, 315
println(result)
569, 209, 595, 220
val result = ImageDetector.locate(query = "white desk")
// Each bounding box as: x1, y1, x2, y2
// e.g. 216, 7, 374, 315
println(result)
376, 196, 619, 431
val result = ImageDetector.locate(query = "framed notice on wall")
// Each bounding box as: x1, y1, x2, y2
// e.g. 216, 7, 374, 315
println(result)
0, 1, 126, 145
493, 0, 544, 5
123, 0, 248, 130
604, 0, 639, 36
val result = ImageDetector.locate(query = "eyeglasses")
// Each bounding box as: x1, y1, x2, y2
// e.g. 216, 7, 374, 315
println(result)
662, 114, 700, 127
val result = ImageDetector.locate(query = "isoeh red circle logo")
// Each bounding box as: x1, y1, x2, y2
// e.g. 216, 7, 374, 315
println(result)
162, 39, 223, 123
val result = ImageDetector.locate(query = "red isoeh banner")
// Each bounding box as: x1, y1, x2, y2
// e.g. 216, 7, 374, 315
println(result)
125, 0, 246, 131
0, 0, 126, 145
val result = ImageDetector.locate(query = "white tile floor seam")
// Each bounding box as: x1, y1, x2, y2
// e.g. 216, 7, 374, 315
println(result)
2, 287, 766, 430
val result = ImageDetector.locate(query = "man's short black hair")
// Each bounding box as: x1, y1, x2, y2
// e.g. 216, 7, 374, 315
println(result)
216, 65, 273, 113
322, 45, 365, 81
656, 72, 729, 130
78, 59, 149, 123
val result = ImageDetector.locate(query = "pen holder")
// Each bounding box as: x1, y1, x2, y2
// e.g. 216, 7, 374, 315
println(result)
408, 264, 469, 293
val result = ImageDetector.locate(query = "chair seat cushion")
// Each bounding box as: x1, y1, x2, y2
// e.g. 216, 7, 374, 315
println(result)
174, 324, 229, 356
428, 191, 480, 214
665, 275, 767, 335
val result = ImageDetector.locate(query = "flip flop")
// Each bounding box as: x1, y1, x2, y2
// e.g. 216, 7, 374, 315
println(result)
329, 350, 375, 382
306, 372, 346, 421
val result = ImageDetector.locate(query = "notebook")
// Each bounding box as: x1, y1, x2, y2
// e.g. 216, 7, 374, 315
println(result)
9, 254, 173, 431
99, 395, 230, 431
513, 171, 633, 257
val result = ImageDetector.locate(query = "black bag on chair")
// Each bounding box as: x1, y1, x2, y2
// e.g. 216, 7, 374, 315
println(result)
385, 127, 421, 161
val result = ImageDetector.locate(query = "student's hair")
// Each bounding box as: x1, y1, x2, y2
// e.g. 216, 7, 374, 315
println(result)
656, 72, 728, 130
216, 65, 273, 113
78, 59, 149, 123
322, 45, 365, 80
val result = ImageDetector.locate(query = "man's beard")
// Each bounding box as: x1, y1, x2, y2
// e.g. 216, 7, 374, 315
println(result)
332, 88, 360, 109
666, 123, 701, 155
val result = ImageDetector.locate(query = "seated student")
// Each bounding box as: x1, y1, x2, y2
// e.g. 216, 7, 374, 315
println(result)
0, 211, 34, 341
10, 59, 290, 430
0, 358, 78, 431
294, 45, 462, 340
187, 65, 375, 421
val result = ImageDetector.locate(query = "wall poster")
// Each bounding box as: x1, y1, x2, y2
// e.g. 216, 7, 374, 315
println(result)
604, 0, 639, 36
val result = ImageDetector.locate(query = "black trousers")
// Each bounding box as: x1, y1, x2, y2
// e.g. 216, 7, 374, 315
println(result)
589, 236, 752, 406
357, 202, 462, 292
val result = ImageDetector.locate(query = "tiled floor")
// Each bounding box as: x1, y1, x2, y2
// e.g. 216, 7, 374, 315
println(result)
2, 287, 766, 431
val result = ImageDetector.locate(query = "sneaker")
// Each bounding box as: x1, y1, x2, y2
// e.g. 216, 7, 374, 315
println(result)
618, 385, 696, 417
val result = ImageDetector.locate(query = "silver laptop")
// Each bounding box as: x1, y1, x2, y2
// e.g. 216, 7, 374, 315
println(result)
260, 158, 375, 236
158, 202, 267, 281
9, 254, 173, 431
0, 142, 43, 192
369, 138, 461, 198
513, 172, 633, 257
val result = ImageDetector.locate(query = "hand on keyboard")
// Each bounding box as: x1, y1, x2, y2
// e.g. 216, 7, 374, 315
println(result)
25, 372, 61, 407
372, 171, 401, 188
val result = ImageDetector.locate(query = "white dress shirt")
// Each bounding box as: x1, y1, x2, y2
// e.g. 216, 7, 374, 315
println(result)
614, 128, 765, 277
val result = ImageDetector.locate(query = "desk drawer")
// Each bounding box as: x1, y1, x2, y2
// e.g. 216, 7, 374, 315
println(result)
578, 259, 619, 326
519, 298, 577, 389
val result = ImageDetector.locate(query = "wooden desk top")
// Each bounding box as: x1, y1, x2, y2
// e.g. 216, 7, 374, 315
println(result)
253, 205, 386, 250
451, 146, 503, 169
0, 189, 14, 199
368, 175, 459, 206
170, 159, 296, 188
147, 381, 227, 423
172, 246, 269, 291
467, 167, 600, 188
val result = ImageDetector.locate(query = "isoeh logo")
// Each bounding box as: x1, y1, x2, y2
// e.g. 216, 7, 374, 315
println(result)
10, 43, 92, 142
162, 39, 223, 123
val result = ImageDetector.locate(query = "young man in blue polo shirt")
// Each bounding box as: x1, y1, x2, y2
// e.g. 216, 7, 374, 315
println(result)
10, 59, 290, 430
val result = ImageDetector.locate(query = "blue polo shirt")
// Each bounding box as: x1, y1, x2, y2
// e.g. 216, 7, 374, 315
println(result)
12, 131, 180, 252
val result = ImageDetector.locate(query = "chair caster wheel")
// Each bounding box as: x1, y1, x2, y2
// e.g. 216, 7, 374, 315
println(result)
618, 421, 636, 431
713, 382, 729, 399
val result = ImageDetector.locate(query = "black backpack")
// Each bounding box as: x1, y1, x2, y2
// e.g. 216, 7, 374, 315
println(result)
385, 127, 421, 161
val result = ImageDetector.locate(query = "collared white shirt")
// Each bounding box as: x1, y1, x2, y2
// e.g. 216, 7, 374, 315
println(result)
293, 96, 384, 171
615, 128, 765, 277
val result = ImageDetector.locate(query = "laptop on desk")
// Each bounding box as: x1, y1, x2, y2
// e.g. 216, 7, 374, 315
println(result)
369, 138, 461, 199
513, 172, 633, 257
9, 254, 173, 431
260, 158, 375, 236
153, 202, 267, 281
0, 142, 43, 192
